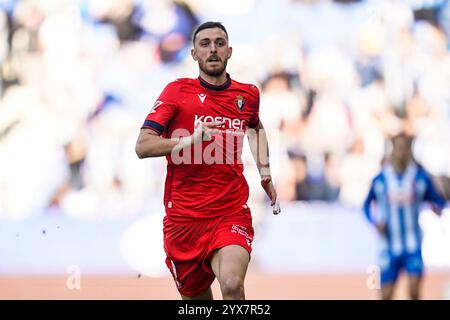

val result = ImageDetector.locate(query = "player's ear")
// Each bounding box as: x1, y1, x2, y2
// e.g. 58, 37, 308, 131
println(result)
191, 48, 198, 61
227, 46, 232, 59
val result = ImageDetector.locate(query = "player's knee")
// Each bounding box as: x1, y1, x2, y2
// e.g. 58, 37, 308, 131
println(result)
220, 275, 244, 298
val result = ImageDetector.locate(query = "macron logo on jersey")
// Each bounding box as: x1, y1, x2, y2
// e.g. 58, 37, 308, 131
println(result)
198, 93, 206, 103
194, 115, 246, 130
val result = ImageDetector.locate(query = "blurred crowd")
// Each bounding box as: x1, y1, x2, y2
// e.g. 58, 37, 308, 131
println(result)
1, 0, 450, 221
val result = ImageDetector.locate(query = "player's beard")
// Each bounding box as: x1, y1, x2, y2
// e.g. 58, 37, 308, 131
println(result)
199, 58, 228, 77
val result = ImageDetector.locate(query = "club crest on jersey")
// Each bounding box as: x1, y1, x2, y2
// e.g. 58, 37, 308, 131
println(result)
234, 95, 245, 111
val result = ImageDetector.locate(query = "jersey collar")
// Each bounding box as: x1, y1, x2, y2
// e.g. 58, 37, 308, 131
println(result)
198, 73, 231, 91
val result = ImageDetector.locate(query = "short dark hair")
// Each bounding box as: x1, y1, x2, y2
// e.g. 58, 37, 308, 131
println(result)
192, 21, 228, 44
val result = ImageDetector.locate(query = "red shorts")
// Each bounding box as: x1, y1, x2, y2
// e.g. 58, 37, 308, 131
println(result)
163, 208, 254, 297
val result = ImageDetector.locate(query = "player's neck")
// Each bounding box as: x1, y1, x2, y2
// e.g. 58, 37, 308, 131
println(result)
199, 71, 228, 86
392, 161, 408, 174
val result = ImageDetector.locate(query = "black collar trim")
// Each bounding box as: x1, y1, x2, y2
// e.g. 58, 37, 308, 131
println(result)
198, 73, 231, 91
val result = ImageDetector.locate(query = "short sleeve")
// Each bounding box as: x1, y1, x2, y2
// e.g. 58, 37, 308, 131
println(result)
247, 86, 260, 128
363, 179, 377, 225
141, 82, 178, 135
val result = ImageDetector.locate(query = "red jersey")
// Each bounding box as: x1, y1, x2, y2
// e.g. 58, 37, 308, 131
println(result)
142, 74, 260, 222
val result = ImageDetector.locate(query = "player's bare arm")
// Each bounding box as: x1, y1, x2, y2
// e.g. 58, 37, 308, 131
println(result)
135, 128, 179, 158
375, 222, 387, 235
247, 121, 280, 215
135, 121, 224, 158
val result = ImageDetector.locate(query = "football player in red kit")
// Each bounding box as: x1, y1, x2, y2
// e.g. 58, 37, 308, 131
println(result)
135, 21, 280, 300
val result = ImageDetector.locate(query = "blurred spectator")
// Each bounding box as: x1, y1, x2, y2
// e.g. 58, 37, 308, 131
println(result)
259, 71, 303, 134
339, 136, 380, 207
439, 0, 450, 42
286, 150, 340, 202
134, 0, 199, 63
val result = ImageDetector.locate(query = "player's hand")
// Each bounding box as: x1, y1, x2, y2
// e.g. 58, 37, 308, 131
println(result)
261, 175, 281, 215
375, 222, 387, 235
175, 121, 224, 151
193, 121, 224, 143
431, 204, 443, 217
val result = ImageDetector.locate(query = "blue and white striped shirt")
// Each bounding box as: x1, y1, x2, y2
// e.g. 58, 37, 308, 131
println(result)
363, 162, 446, 256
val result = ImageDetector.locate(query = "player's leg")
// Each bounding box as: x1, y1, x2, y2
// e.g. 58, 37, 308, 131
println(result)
407, 275, 422, 300
210, 244, 250, 300
405, 252, 424, 300
379, 252, 399, 300
164, 219, 216, 300
181, 287, 213, 300
166, 258, 216, 300
380, 282, 395, 300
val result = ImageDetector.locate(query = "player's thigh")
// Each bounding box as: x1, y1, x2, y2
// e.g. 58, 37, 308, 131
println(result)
405, 252, 424, 276
210, 244, 250, 280
165, 257, 216, 298
164, 219, 217, 297
379, 251, 401, 286
405, 254, 423, 299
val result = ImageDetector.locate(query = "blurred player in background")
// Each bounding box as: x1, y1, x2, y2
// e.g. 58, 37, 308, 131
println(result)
363, 132, 446, 300
135, 21, 280, 300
